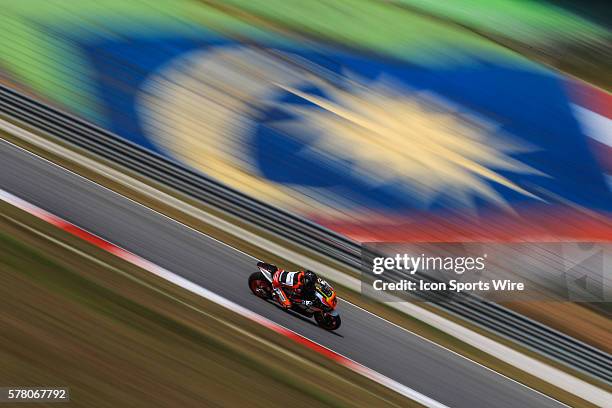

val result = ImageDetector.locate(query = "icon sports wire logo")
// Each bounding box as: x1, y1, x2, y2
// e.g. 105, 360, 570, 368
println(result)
362, 242, 611, 302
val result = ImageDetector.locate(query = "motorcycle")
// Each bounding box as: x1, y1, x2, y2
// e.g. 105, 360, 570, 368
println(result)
249, 262, 341, 331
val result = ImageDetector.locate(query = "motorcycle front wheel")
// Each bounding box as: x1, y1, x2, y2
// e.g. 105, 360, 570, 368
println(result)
314, 311, 341, 331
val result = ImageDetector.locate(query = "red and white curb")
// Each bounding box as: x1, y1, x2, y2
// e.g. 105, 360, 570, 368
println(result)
0, 188, 448, 408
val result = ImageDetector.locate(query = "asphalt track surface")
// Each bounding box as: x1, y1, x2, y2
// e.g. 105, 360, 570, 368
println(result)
0, 140, 566, 408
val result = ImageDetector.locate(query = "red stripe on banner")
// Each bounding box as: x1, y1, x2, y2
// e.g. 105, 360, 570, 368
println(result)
567, 80, 612, 119
313, 207, 612, 242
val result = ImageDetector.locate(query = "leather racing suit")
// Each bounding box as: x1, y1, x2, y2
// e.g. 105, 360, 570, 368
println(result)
272, 269, 317, 309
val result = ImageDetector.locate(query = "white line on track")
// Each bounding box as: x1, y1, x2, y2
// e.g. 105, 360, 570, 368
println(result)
340, 297, 579, 407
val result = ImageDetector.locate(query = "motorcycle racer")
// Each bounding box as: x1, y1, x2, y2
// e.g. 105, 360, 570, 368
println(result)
272, 268, 318, 309
251, 261, 341, 330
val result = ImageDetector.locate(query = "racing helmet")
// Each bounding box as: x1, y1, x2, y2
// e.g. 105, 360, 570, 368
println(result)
302, 270, 317, 290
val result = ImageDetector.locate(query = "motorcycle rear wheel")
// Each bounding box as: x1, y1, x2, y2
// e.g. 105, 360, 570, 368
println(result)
248, 272, 272, 299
